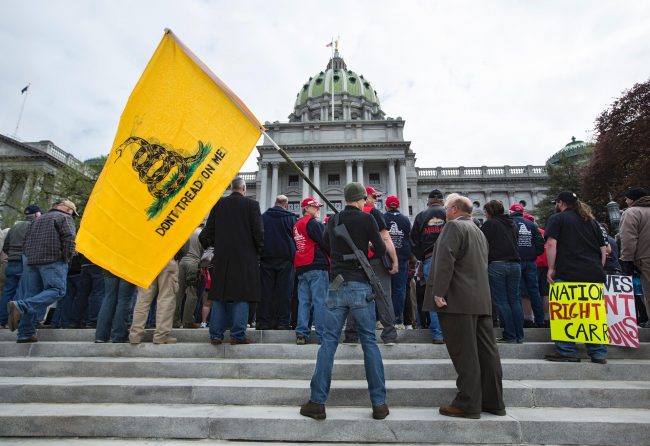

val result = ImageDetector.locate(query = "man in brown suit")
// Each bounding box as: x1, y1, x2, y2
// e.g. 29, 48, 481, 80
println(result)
423, 193, 505, 419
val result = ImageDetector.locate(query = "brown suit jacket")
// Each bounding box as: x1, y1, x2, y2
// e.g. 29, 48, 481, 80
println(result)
423, 217, 492, 315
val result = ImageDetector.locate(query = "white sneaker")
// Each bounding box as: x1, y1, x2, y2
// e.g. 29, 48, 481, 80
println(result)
376, 321, 384, 329
395, 323, 406, 330
405, 325, 413, 330
199, 322, 207, 328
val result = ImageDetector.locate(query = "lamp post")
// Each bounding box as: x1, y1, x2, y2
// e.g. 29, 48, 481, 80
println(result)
606, 193, 621, 234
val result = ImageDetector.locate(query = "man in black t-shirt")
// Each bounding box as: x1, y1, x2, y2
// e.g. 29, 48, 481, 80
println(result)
543, 191, 608, 364
299, 182, 389, 421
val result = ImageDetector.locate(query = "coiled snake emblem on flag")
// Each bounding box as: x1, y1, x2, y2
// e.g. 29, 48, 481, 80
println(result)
114, 136, 210, 219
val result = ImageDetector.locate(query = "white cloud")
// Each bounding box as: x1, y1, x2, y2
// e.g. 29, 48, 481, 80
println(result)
1, 0, 648, 171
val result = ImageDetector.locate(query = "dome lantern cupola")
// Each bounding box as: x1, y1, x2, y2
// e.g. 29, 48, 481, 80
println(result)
289, 45, 385, 123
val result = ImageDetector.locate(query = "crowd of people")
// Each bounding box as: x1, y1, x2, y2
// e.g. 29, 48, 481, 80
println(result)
0, 178, 648, 420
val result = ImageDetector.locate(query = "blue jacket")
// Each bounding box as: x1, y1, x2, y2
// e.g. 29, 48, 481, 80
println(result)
261, 206, 297, 263
511, 213, 544, 261
384, 210, 412, 261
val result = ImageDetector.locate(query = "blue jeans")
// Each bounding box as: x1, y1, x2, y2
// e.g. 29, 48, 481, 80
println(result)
391, 260, 409, 324
422, 257, 443, 341
296, 269, 329, 340
555, 340, 607, 360
72, 265, 105, 326
52, 274, 81, 328
0, 260, 23, 325
310, 281, 386, 406
95, 272, 135, 342
519, 261, 545, 325
15, 261, 68, 339
209, 300, 248, 341
488, 261, 523, 341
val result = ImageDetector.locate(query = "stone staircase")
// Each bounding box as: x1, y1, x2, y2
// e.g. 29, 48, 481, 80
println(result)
0, 328, 648, 445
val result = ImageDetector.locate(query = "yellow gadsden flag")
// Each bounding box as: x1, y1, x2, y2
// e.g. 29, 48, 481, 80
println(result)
76, 30, 263, 288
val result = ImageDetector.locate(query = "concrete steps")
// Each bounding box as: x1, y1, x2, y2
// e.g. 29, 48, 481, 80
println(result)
1, 327, 648, 343
0, 328, 648, 444
0, 404, 648, 445
1, 376, 649, 408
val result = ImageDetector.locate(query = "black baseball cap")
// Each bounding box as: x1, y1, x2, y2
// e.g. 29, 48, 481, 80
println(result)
24, 204, 41, 215
625, 187, 649, 201
428, 189, 443, 200
553, 191, 578, 205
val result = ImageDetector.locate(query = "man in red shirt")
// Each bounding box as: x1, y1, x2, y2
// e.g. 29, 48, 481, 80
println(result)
293, 198, 329, 344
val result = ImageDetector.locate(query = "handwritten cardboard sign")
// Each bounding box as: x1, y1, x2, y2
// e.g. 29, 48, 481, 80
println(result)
604, 275, 638, 348
549, 282, 609, 344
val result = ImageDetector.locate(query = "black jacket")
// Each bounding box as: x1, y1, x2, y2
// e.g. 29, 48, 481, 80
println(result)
200, 192, 264, 302
481, 215, 520, 263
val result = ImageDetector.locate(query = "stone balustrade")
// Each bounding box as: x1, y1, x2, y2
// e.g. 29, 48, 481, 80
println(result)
416, 165, 546, 179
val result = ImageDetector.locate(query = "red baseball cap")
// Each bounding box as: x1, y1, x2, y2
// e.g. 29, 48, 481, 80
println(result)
365, 186, 383, 197
509, 204, 525, 213
301, 197, 323, 208
385, 195, 400, 209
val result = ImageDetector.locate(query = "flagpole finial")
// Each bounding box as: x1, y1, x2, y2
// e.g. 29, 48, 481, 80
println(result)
164, 28, 172, 34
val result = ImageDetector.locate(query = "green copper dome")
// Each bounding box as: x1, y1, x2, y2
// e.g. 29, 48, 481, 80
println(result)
290, 50, 384, 122
547, 136, 594, 166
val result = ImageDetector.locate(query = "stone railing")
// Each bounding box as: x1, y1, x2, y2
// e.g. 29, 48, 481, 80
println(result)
416, 165, 546, 179
238, 172, 257, 182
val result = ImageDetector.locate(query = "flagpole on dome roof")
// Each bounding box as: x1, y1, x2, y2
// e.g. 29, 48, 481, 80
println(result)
14, 83, 30, 137
330, 37, 335, 121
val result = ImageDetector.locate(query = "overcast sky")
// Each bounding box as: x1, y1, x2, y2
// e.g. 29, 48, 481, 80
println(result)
1, 0, 649, 171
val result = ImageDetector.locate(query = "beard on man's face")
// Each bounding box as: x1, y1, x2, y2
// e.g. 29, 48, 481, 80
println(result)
555, 204, 561, 213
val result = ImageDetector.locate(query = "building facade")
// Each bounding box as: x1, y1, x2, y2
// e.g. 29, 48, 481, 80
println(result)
0, 134, 90, 227
243, 48, 548, 220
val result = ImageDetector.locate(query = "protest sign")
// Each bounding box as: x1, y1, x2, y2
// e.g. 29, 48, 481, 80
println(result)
549, 282, 609, 344
604, 275, 638, 348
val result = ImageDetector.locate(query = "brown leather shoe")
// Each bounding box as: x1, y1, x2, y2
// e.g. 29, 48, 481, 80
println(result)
372, 403, 390, 420
230, 337, 251, 345
544, 353, 580, 362
300, 400, 326, 420
439, 404, 480, 419
17, 335, 38, 343
210, 339, 223, 345
7, 302, 21, 332
183, 322, 201, 329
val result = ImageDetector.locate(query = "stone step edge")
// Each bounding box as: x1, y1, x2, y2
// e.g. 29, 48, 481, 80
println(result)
2, 356, 648, 364
0, 404, 648, 445
1, 376, 648, 390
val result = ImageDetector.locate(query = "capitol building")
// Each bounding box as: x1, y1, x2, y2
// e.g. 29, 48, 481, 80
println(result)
1, 47, 564, 226
240, 48, 548, 220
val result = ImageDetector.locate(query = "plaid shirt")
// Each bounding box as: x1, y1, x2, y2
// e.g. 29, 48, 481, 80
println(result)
23, 209, 76, 265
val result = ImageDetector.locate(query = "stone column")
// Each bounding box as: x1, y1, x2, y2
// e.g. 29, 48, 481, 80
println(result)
346, 159, 353, 185
313, 161, 321, 194
0, 171, 13, 202
270, 162, 279, 202
302, 161, 311, 198
356, 159, 364, 185
388, 158, 397, 196
399, 159, 409, 216
259, 162, 269, 211
508, 190, 516, 207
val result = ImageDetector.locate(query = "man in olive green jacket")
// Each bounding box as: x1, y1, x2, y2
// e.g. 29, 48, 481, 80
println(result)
423, 193, 505, 419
